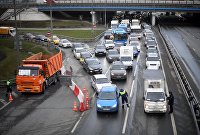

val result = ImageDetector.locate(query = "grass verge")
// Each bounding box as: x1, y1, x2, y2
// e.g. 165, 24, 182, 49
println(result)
0, 38, 57, 80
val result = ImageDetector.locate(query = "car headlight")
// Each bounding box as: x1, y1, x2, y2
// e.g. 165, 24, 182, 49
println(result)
97, 103, 102, 108
124, 72, 127, 75
112, 103, 117, 108
111, 72, 114, 75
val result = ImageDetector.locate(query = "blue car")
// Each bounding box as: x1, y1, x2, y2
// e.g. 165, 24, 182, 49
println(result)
96, 85, 119, 113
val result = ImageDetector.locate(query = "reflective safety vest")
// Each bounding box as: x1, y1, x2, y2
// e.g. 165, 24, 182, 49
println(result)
120, 90, 126, 95
7, 80, 10, 86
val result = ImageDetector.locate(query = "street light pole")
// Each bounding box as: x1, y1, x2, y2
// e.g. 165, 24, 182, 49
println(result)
50, 2, 53, 47
13, 0, 20, 66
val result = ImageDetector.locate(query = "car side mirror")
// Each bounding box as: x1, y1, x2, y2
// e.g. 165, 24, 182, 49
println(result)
143, 96, 145, 100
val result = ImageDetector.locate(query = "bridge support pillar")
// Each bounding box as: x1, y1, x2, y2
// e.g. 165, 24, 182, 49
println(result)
151, 12, 156, 26
90, 11, 96, 26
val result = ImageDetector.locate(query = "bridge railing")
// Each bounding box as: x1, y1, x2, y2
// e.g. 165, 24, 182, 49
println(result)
0, 0, 199, 5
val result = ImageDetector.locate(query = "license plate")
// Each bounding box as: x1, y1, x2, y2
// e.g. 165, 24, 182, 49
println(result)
25, 89, 30, 92
103, 108, 110, 111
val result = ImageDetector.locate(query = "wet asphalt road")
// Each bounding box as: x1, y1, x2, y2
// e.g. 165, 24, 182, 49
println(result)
0, 25, 199, 135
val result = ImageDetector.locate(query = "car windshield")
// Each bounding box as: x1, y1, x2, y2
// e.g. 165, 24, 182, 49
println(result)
112, 65, 125, 70
130, 42, 139, 46
74, 44, 82, 48
96, 78, 109, 84
98, 91, 117, 100
146, 92, 165, 102
115, 43, 124, 47
18, 69, 38, 76
146, 33, 154, 38
82, 53, 91, 58
147, 40, 156, 45
106, 40, 113, 44
96, 46, 105, 49
147, 48, 157, 53
109, 50, 118, 55
147, 57, 159, 61
76, 49, 85, 53
87, 59, 99, 65
62, 40, 69, 43
121, 57, 131, 61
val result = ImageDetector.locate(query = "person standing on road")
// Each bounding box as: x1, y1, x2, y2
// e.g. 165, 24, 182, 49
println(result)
167, 91, 174, 114
119, 89, 129, 109
6, 80, 12, 97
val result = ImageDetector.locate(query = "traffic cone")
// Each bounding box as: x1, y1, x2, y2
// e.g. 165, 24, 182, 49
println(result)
9, 93, 13, 102
73, 101, 78, 112
85, 100, 90, 110
80, 102, 85, 112
83, 86, 87, 94
86, 92, 89, 101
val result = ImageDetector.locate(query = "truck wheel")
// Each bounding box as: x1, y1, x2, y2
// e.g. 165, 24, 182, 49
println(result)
41, 84, 46, 94
53, 77, 57, 85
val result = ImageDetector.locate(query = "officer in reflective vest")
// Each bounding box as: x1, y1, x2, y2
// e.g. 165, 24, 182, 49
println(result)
6, 80, 12, 96
119, 89, 129, 109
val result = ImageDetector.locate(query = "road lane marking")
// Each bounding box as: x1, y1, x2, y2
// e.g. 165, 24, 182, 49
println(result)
71, 112, 85, 133
129, 80, 135, 98
0, 101, 11, 111
122, 107, 129, 134
171, 113, 178, 135
105, 65, 111, 76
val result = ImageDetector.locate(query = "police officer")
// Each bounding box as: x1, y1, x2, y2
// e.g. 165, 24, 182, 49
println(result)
119, 89, 129, 109
6, 80, 12, 96
167, 91, 174, 114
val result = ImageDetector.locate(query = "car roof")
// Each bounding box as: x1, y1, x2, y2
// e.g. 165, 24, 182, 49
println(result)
85, 57, 98, 62
93, 74, 107, 79
101, 85, 117, 92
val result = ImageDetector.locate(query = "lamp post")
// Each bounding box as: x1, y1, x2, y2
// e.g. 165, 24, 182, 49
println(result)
13, 0, 20, 66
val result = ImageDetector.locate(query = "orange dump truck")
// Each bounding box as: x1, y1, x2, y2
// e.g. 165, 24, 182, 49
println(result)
16, 50, 62, 93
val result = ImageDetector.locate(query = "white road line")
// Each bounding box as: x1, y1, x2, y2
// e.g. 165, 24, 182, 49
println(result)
105, 65, 111, 76
171, 114, 178, 135
71, 112, 85, 133
129, 80, 135, 98
0, 101, 11, 111
92, 92, 96, 98
122, 108, 129, 134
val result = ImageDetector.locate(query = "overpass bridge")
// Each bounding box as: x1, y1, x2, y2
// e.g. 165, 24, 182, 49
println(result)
0, 0, 200, 12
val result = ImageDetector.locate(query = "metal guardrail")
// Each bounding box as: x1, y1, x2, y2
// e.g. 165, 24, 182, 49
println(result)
157, 25, 200, 134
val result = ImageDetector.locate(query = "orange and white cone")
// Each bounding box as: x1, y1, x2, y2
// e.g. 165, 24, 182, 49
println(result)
86, 92, 89, 101
85, 100, 90, 110
83, 86, 87, 94
73, 101, 78, 112
9, 93, 13, 102
80, 102, 85, 112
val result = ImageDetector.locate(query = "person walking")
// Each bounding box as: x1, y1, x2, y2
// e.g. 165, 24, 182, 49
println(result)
167, 91, 174, 114
6, 80, 12, 97
119, 89, 129, 109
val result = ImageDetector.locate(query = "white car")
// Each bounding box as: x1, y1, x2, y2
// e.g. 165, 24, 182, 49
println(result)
91, 74, 112, 93
104, 40, 115, 49
130, 41, 141, 52
73, 48, 86, 60
59, 39, 72, 48
146, 57, 160, 70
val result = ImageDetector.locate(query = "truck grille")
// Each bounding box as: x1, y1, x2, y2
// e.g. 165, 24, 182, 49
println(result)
22, 82, 34, 86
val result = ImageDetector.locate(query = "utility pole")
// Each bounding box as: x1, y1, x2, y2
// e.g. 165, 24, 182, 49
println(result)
13, 0, 20, 66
